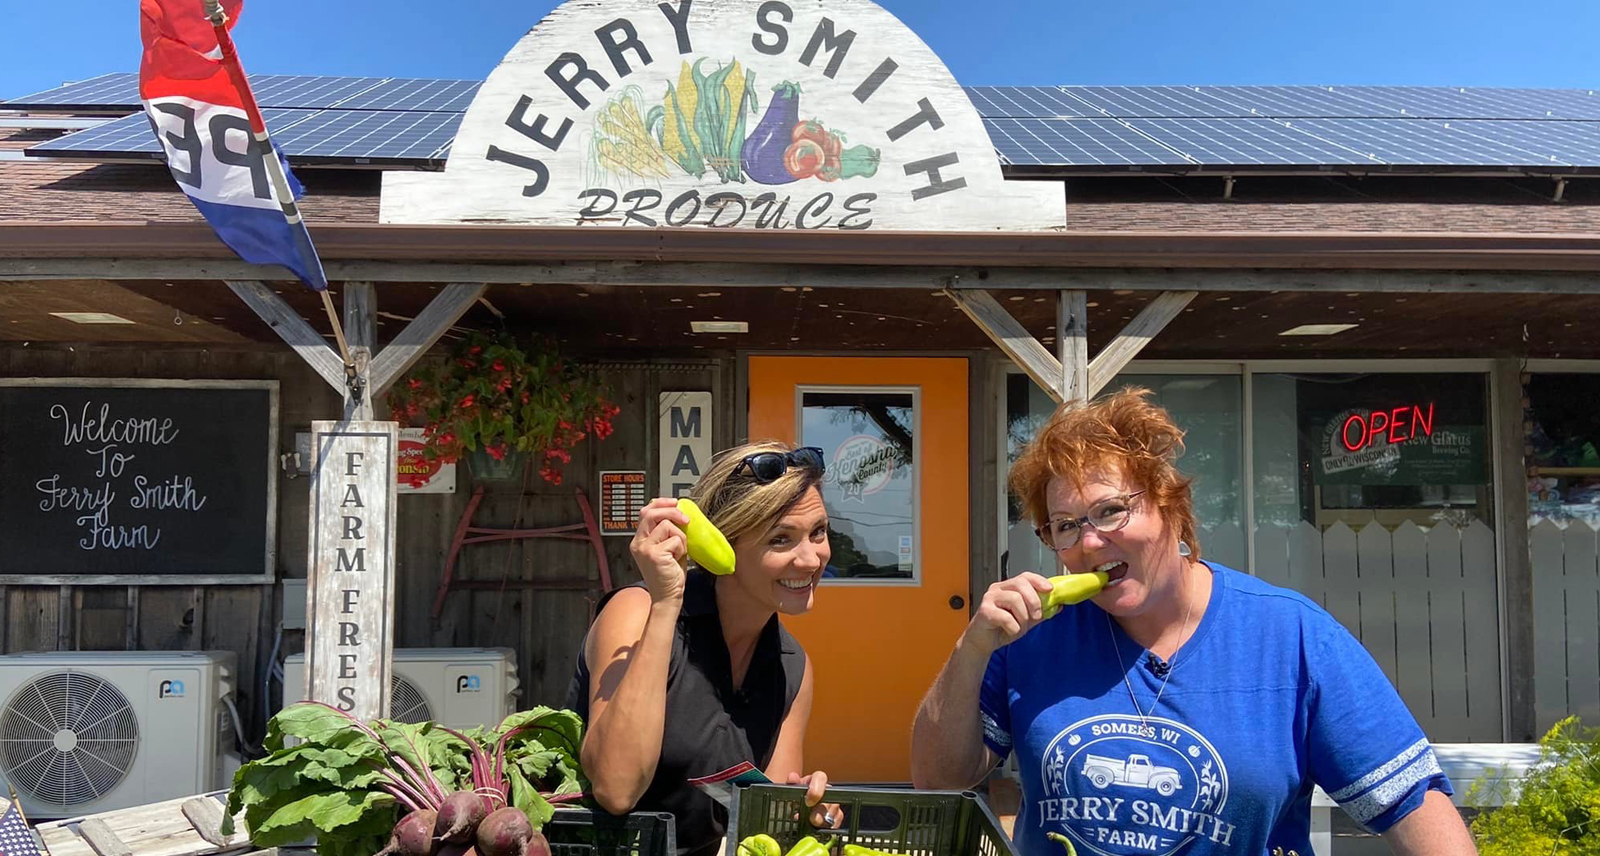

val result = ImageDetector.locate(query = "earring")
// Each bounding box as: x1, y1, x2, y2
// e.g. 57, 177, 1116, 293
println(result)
1177, 540, 1192, 557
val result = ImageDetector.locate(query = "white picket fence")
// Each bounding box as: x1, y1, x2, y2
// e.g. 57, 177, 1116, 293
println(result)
1254, 520, 1504, 742
1531, 519, 1600, 732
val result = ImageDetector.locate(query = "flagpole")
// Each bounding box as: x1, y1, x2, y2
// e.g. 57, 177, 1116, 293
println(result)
201, 0, 352, 370
6, 781, 27, 827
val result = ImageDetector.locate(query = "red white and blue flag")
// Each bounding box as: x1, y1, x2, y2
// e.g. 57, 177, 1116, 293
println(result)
139, 0, 327, 291
0, 801, 41, 856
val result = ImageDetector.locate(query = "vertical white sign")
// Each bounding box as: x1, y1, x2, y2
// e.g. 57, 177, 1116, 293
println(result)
305, 421, 397, 723
660, 392, 713, 498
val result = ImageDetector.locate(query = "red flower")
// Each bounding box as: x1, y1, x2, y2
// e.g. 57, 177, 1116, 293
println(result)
492, 360, 506, 372
457, 358, 477, 369
521, 391, 531, 404
469, 346, 483, 355
458, 394, 476, 409
407, 378, 423, 390
486, 444, 507, 461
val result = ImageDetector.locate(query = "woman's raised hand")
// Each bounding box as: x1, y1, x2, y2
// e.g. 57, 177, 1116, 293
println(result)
630, 497, 691, 603
963, 572, 1057, 655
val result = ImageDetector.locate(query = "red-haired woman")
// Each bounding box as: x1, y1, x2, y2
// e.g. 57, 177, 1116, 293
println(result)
912, 388, 1476, 856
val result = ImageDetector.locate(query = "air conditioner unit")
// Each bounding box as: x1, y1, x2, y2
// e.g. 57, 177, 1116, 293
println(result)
282, 648, 519, 730
0, 651, 240, 819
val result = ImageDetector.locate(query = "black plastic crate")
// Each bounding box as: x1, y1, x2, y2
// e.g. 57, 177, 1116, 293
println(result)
725, 784, 1018, 856
547, 806, 678, 856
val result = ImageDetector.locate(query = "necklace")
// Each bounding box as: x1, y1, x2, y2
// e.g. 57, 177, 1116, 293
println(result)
1106, 564, 1196, 727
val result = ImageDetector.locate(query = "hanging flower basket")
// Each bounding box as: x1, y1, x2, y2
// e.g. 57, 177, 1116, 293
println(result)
465, 445, 529, 484
387, 330, 621, 486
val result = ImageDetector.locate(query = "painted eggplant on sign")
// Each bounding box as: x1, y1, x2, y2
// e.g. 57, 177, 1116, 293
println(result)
743, 81, 881, 185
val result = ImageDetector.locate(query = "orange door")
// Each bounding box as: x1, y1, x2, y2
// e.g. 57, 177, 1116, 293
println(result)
748, 356, 969, 783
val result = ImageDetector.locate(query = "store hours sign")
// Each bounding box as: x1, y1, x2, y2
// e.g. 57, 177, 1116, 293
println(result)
381, 0, 1062, 230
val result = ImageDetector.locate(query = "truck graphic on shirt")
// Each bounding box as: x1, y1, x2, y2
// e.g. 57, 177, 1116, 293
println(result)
1081, 753, 1183, 796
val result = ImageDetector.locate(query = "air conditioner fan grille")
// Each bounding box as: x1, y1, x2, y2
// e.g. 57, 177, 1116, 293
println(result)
0, 671, 138, 808
390, 675, 431, 724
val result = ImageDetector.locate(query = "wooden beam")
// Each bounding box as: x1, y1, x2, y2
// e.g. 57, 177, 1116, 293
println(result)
370, 282, 487, 395
1087, 290, 1197, 396
1057, 290, 1088, 404
225, 280, 344, 391
1493, 359, 1535, 740
10, 261, 1600, 294
343, 282, 376, 421
944, 288, 1065, 405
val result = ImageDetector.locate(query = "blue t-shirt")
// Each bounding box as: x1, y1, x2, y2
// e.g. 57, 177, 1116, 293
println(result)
980, 563, 1451, 856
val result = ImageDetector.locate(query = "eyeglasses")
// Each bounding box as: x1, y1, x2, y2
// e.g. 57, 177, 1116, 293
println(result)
1034, 490, 1146, 551
731, 446, 826, 483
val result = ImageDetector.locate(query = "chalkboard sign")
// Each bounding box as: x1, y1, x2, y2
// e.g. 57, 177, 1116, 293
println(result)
0, 379, 278, 584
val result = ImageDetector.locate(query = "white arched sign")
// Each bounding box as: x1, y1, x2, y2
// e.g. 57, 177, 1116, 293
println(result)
380, 0, 1062, 230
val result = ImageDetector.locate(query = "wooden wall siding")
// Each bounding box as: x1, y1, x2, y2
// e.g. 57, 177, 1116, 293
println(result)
1254, 519, 1503, 742
0, 344, 729, 742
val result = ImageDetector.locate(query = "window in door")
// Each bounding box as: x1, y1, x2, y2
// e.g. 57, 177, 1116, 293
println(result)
801, 388, 918, 582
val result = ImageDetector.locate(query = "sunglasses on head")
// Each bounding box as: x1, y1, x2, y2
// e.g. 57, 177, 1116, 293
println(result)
731, 446, 826, 483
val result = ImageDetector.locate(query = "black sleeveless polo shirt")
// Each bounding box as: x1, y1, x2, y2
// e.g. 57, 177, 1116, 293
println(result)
564, 571, 807, 856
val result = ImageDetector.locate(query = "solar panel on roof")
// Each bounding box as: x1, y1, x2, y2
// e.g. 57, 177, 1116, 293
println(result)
1, 72, 481, 113
27, 106, 459, 164
1125, 118, 1376, 165
1439, 119, 1600, 165
2, 73, 141, 110
963, 86, 1094, 118
1338, 86, 1553, 120
265, 109, 460, 160
1283, 118, 1563, 166
983, 118, 1189, 166
11, 75, 1600, 173
1188, 86, 1404, 118
1466, 87, 1600, 121
1056, 86, 1243, 118
245, 75, 391, 109
337, 79, 481, 112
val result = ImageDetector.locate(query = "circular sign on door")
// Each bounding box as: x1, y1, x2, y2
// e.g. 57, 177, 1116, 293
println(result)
829, 434, 896, 502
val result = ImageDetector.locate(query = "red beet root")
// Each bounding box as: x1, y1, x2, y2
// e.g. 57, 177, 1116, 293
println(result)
476, 807, 536, 856
376, 810, 437, 856
435, 791, 489, 844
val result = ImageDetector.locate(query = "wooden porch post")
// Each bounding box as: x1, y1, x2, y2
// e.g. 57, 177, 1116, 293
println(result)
1493, 358, 1536, 740
342, 282, 375, 421
1057, 290, 1088, 404
229, 279, 488, 722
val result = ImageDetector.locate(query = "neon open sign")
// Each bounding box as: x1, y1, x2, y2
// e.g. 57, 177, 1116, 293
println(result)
1340, 403, 1436, 453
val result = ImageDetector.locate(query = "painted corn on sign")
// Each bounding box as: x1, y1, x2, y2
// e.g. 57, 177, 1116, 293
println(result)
381, 0, 1062, 230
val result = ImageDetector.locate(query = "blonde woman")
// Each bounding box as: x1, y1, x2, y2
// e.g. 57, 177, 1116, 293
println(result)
566, 441, 842, 856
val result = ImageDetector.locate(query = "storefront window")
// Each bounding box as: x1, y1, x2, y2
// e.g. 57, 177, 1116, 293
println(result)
1527, 373, 1600, 526
1251, 372, 1493, 532
1003, 373, 1246, 576
802, 389, 917, 581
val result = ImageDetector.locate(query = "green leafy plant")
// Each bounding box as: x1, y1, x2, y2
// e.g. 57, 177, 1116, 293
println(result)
223, 702, 587, 856
387, 330, 620, 485
1470, 716, 1600, 854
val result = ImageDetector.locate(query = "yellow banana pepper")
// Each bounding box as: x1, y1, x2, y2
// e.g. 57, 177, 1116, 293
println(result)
1046, 832, 1079, 856
1040, 571, 1110, 620
679, 497, 736, 575
738, 835, 782, 856
784, 837, 829, 856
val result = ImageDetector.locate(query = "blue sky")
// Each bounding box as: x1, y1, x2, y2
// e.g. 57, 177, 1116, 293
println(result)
3, 0, 1598, 99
